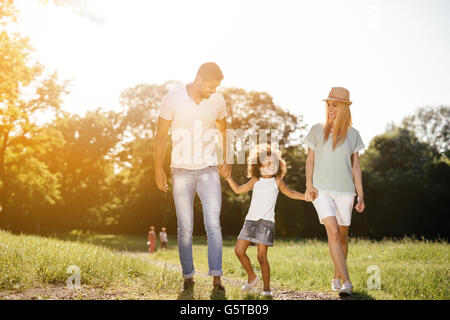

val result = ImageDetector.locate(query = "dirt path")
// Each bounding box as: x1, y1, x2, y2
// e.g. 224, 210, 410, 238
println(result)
0, 285, 131, 300
0, 251, 338, 300
125, 251, 338, 300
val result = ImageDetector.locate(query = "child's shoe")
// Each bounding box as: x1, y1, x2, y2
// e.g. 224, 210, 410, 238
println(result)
241, 275, 259, 291
261, 290, 273, 298
331, 278, 341, 292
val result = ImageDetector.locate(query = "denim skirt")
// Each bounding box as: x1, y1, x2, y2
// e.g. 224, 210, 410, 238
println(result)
238, 219, 275, 247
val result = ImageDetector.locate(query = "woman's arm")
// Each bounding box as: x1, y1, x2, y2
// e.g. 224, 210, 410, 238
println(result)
352, 152, 365, 213
226, 176, 259, 194
276, 177, 308, 201
305, 148, 318, 200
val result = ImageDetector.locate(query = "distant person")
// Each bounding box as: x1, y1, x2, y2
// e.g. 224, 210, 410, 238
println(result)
159, 227, 168, 250
147, 226, 156, 254
221, 144, 316, 298
154, 62, 231, 293
304, 87, 366, 297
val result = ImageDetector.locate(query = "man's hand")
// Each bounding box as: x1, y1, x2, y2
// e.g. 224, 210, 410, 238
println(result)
218, 164, 232, 180
355, 196, 365, 213
307, 191, 317, 202
155, 168, 169, 193
305, 185, 318, 202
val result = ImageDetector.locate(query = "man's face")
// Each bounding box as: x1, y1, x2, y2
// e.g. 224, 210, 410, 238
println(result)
199, 78, 221, 99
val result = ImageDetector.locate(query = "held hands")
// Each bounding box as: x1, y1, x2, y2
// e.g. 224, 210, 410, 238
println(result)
306, 191, 317, 202
305, 185, 318, 202
218, 164, 232, 180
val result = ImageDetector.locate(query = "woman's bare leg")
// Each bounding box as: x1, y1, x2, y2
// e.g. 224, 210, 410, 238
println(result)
333, 225, 349, 280
322, 217, 350, 283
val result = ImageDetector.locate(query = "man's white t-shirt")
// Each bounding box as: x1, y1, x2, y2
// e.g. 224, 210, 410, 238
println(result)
158, 85, 227, 170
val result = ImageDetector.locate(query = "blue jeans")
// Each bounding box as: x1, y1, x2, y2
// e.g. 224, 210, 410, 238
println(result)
171, 166, 223, 279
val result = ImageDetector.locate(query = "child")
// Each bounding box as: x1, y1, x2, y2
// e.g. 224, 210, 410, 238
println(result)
222, 144, 316, 297
159, 227, 168, 250
148, 226, 156, 253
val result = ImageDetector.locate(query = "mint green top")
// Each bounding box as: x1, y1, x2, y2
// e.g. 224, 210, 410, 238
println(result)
304, 123, 365, 195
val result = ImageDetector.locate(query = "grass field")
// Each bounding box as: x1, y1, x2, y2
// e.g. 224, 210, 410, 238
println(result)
0, 230, 448, 300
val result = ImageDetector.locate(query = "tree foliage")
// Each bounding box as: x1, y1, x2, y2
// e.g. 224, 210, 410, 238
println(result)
0, 0, 68, 228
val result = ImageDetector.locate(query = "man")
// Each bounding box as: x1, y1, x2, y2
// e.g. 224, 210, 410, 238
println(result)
154, 62, 231, 293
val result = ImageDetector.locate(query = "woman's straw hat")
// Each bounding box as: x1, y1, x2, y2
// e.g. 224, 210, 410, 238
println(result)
322, 87, 352, 105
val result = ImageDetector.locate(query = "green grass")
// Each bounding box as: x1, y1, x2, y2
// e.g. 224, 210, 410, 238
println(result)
139, 236, 449, 300
0, 230, 182, 299
52, 231, 450, 300
1, 230, 449, 300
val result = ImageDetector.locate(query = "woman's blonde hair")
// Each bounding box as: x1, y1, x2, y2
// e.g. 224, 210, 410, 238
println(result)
246, 144, 286, 179
323, 101, 352, 150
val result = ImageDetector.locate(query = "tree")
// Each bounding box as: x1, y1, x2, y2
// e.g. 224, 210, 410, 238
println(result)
402, 106, 450, 158
114, 81, 182, 233
360, 127, 449, 239
41, 109, 123, 231
0, 0, 68, 229
221, 87, 306, 149
119, 81, 182, 140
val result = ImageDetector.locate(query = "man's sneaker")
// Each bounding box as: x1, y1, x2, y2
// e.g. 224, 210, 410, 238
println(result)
261, 291, 273, 298
338, 281, 353, 297
212, 283, 226, 294
331, 278, 341, 292
241, 275, 259, 291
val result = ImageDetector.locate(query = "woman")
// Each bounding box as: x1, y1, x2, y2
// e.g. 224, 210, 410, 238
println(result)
304, 87, 365, 297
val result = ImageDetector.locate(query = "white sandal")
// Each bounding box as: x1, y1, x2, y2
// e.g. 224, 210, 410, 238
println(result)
241, 275, 259, 291
261, 290, 273, 297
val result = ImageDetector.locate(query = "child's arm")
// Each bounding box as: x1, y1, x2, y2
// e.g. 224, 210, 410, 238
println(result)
225, 176, 259, 194
276, 177, 314, 201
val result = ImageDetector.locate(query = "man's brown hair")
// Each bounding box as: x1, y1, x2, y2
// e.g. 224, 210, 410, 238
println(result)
196, 62, 224, 81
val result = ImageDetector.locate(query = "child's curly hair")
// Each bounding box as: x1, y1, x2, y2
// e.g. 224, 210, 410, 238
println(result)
246, 144, 286, 179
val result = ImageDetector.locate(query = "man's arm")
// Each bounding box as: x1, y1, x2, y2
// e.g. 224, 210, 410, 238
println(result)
154, 116, 172, 192
215, 117, 231, 177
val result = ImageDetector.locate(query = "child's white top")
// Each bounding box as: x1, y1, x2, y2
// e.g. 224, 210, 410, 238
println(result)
245, 177, 279, 222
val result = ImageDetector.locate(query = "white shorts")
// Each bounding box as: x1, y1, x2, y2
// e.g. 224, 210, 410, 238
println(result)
312, 190, 355, 226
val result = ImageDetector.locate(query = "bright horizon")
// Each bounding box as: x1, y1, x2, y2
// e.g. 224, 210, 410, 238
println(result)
15, 0, 450, 147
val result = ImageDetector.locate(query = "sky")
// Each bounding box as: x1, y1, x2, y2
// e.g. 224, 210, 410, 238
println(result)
14, 0, 450, 147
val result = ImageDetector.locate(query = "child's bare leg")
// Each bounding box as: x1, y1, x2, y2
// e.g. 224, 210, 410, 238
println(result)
257, 244, 270, 291
234, 240, 257, 282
